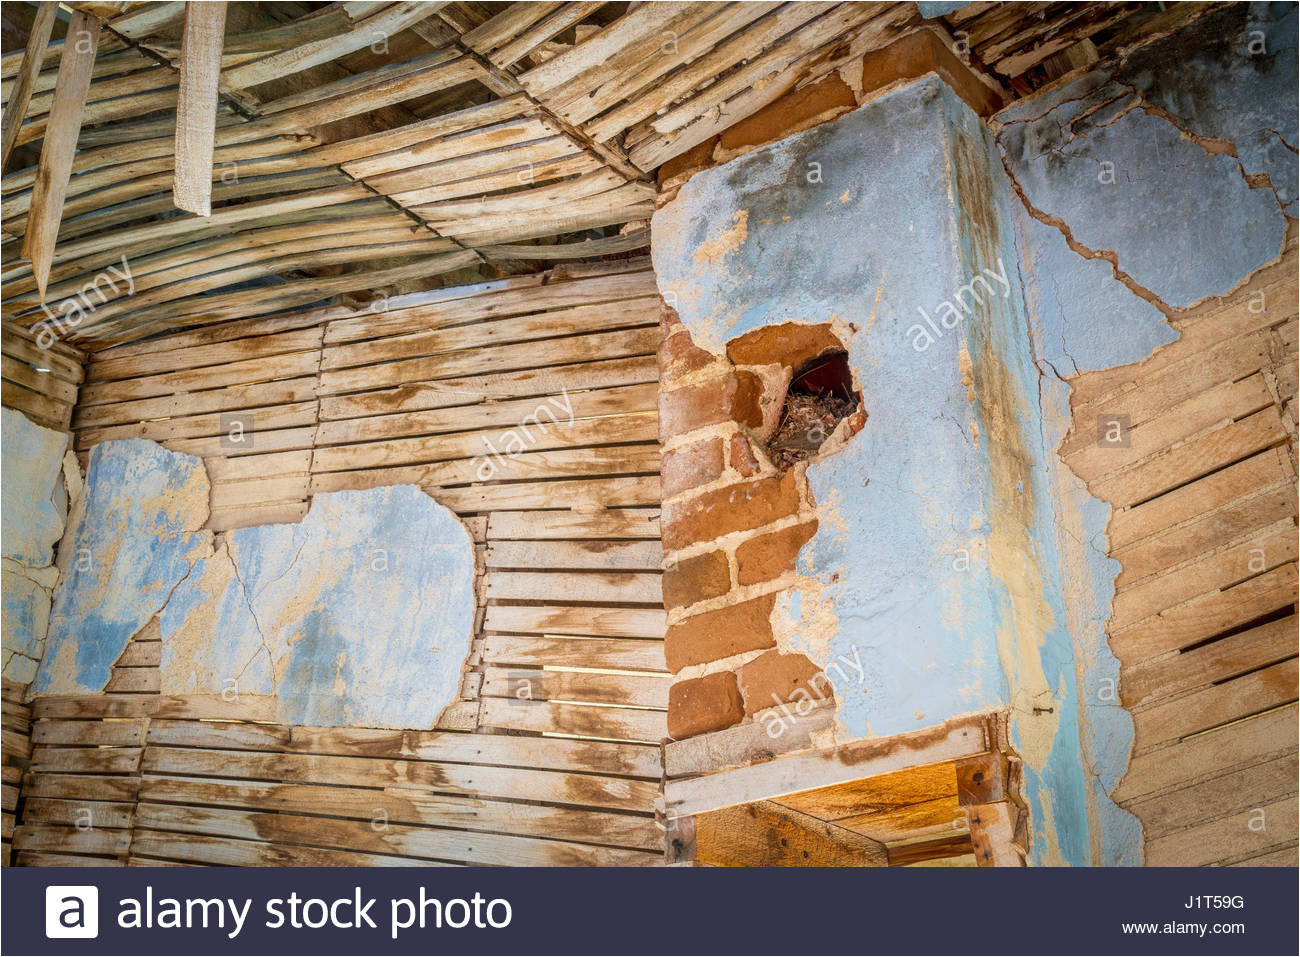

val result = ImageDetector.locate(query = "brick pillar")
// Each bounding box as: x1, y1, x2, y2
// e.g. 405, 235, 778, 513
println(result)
657, 305, 863, 740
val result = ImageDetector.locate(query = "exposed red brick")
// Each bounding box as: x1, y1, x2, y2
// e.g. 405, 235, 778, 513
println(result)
731, 370, 765, 429
718, 74, 857, 156
730, 433, 761, 477
658, 374, 736, 440
659, 329, 718, 386
726, 322, 844, 371
661, 437, 724, 499
737, 650, 828, 715
667, 670, 745, 739
665, 593, 776, 673
662, 470, 802, 551
662, 549, 731, 611
735, 520, 818, 585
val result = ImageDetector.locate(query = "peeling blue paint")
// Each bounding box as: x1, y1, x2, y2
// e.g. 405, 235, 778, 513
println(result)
32, 439, 210, 695
159, 486, 476, 730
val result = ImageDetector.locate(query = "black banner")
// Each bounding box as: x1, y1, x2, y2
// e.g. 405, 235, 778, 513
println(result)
3, 866, 1298, 956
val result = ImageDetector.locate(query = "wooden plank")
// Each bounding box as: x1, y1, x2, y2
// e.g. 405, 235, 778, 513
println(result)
965, 801, 1023, 867
316, 355, 656, 421
1115, 704, 1299, 804
666, 716, 991, 818
12, 824, 129, 857
104, 668, 161, 694
143, 718, 661, 778
1114, 482, 1296, 587
127, 829, 441, 868
483, 634, 667, 672
1145, 794, 1299, 866
486, 569, 662, 604
133, 802, 659, 867
1132, 659, 1298, 750
1110, 562, 1297, 663
173, 2, 227, 216
22, 797, 135, 829
137, 775, 658, 850
1121, 615, 1298, 707
23, 773, 139, 802
487, 507, 660, 540
1109, 449, 1294, 550
0, 2, 59, 168
313, 381, 656, 446
695, 799, 888, 867
31, 718, 147, 747
484, 605, 666, 639
481, 666, 670, 709
486, 539, 663, 569
1110, 519, 1297, 628
140, 746, 658, 812
31, 693, 277, 721
22, 10, 101, 301
434, 474, 659, 512
1126, 752, 1299, 840
479, 697, 666, 742
1091, 407, 1289, 508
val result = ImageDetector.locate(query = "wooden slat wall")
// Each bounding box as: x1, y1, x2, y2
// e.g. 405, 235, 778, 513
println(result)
1, 320, 84, 430
23, 259, 668, 866
2, 679, 32, 866
1066, 243, 1299, 866
15, 695, 661, 867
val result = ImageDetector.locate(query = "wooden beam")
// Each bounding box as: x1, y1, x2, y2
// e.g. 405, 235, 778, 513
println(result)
695, 799, 888, 866
0, 1, 59, 169
173, 1, 227, 216
964, 801, 1025, 867
22, 10, 100, 302
664, 713, 991, 818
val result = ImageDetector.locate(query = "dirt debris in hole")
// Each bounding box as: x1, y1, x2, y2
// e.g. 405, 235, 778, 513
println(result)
767, 391, 859, 470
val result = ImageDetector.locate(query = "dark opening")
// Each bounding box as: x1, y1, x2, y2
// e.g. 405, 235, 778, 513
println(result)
766, 351, 862, 471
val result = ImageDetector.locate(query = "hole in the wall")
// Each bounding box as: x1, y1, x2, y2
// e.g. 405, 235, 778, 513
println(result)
766, 351, 863, 471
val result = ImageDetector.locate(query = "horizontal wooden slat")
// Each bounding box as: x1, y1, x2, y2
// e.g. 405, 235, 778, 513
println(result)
479, 697, 667, 742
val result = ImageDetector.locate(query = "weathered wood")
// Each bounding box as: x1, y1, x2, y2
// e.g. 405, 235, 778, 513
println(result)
695, 799, 888, 867
666, 716, 991, 818
0, 1, 59, 168
23, 10, 100, 302
173, 0, 225, 216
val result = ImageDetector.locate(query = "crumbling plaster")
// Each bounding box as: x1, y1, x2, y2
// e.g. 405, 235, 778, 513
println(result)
160, 485, 475, 729
28, 438, 476, 730
2, 408, 71, 683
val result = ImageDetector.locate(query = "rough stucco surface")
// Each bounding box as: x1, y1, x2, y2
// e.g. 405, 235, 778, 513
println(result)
158, 485, 476, 729
654, 78, 1100, 865
2, 409, 70, 683
32, 439, 211, 695
995, 2, 1294, 310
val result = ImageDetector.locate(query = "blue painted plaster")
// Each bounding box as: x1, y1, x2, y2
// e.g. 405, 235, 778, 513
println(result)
994, 2, 1294, 309
2, 409, 70, 683
917, 2, 967, 19
159, 486, 476, 729
1113, 1, 1298, 215
1, 408, 67, 566
32, 439, 210, 695
654, 78, 1098, 865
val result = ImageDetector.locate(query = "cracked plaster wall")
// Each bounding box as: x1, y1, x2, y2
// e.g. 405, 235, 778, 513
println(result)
160, 485, 475, 729
2, 408, 72, 683
29, 438, 476, 730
